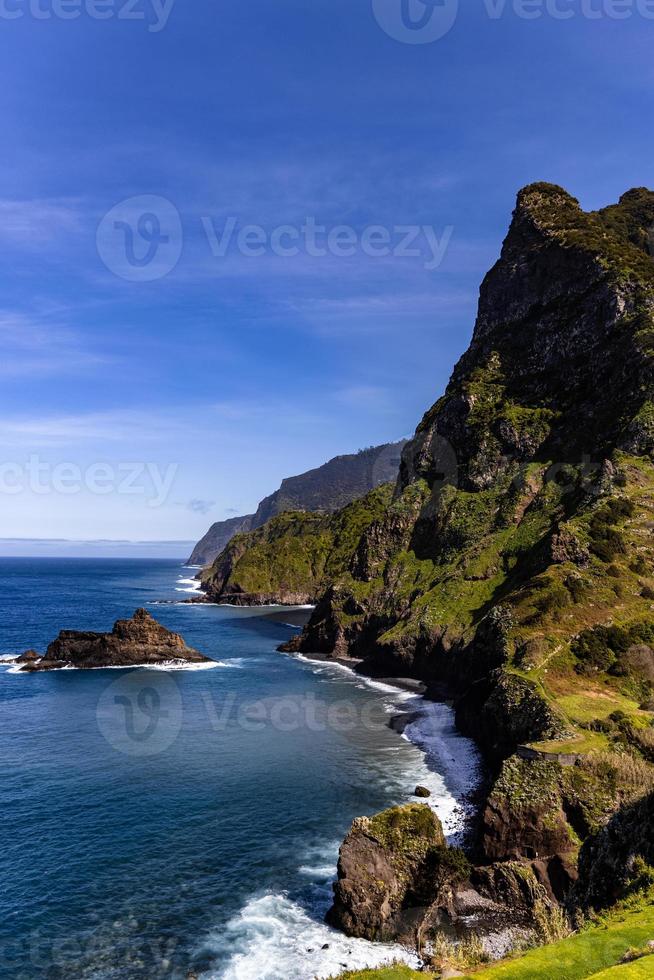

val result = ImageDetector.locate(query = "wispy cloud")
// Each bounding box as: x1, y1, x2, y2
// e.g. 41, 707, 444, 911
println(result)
283, 290, 476, 317
184, 498, 216, 514
0, 409, 174, 448
0, 198, 82, 246
0, 309, 113, 379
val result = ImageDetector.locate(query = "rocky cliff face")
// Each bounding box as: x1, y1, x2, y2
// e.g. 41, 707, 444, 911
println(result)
295, 185, 654, 678
188, 514, 255, 567
284, 184, 654, 931
328, 803, 550, 947
575, 789, 654, 910
188, 441, 406, 566
18, 608, 211, 670
200, 484, 393, 605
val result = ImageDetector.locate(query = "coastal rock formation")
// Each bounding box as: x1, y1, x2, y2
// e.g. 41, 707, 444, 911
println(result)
327, 804, 448, 941
187, 513, 256, 567
200, 484, 393, 606
575, 789, 654, 910
188, 441, 406, 566
328, 804, 550, 945
18, 609, 211, 671
267, 183, 654, 937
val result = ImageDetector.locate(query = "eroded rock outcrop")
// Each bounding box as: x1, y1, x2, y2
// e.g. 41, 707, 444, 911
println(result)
328, 804, 451, 941
328, 804, 550, 945
574, 789, 654, 910
18, 609, 211, 671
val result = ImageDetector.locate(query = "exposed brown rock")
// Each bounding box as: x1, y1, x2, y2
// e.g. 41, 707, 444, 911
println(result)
550, 528, 591, 566
327, 804, 447, 942
15, 650, 40, 664
328, 804, 552, 946
20, 609, 211, 671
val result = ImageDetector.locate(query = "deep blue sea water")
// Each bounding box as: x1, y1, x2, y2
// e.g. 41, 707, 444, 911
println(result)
0, 559, 480, 980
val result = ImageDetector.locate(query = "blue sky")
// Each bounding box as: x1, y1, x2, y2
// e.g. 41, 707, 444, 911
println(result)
0, 0, 652, 553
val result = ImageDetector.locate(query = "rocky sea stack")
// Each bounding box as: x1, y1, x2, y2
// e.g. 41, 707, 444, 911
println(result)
17, 608, 212, 671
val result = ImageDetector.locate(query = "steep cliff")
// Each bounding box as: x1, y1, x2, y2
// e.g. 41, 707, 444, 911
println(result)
200, 484, 393, 605
283, 184, 654, 924
188, 442, 406, 566
575, 788, 654, 910
187, 514, 255, 567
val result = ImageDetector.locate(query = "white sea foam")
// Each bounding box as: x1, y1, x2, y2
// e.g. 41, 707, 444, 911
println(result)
200, 891, 420, 980
199, 652, 482, 979
146, 659, 228, 671
175, 576, 204, 594
210, 603, 316, 610
293, 653, 482, 839
6, 658, 228, 675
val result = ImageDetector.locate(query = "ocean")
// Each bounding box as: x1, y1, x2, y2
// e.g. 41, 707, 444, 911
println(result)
0, 558, 480, 980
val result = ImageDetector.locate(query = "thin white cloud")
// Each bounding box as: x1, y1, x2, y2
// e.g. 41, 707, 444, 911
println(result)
0, 310, 113, 379
0, 396, 330, 450
0, 409, 174, 448
0, 198, 82, 246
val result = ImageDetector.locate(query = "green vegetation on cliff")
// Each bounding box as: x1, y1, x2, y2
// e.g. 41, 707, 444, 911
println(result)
188, 441, 406, 565
291, 183, 654, 941
200, 483, 393, 604
330, 893, 654, 979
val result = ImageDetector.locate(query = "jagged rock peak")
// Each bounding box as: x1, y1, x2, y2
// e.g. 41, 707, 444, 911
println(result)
18, 608, 212, 671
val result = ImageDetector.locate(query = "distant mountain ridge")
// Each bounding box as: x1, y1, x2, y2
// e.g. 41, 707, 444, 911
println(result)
187, 441, 407, 566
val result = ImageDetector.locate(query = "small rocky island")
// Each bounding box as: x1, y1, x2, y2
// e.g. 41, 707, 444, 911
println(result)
14, 608, 212, 672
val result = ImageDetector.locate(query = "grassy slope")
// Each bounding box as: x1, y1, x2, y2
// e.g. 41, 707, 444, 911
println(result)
331, 901, 654, 980
312, 188, 654, 772
330, 968, 424, 980
201, 483, 393, 600
465, 904, 654, 980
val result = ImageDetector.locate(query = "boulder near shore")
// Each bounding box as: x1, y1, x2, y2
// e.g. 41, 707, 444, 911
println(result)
15, 608, 212, 671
